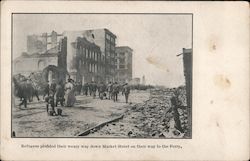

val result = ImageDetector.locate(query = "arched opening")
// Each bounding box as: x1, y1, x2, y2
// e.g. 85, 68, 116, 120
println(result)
42, 65, 67, 84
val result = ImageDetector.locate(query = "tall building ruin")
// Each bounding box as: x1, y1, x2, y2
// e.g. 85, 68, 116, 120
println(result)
14, 29, 134, 85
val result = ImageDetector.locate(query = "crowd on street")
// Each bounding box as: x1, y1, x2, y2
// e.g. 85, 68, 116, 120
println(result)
42, 78, 131, 115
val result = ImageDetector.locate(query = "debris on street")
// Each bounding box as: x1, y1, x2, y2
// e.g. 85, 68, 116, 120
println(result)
86, 86, 190, 138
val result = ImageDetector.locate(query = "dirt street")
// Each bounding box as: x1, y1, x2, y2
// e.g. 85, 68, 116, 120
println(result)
12, 90, 150, 137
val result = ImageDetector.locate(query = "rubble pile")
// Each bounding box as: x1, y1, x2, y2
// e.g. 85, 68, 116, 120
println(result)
128, 87, 190, 138
87, 87, 191, 138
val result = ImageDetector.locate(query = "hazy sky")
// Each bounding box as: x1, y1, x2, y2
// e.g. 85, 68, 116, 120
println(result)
13, 14, 192, 87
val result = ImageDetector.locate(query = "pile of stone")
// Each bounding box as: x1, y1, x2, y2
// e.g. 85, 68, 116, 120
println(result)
87, 87, 191, 138
128, 87, 190, 138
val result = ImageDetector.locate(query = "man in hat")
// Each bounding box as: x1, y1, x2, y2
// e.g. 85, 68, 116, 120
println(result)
55, 81, 64, 107
112, 82, 119, 102
123, 83, 130, 103
107, 81, 113, 100
99, 82, 106, 100
45, 90, 55, 115
92, 81, 97, 98
83, 82, 89, 96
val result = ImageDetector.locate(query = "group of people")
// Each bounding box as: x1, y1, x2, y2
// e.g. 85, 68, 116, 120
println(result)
44, 78, 76, 114
43, 79, 131, 113
80, 81, 131, 103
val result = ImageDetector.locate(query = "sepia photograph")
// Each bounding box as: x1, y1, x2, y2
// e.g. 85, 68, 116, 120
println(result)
1, 1, 249, 161
11, 13, 192, 138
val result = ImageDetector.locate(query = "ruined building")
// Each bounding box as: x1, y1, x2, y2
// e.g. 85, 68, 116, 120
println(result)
69, 37, 104, 84
14, 29, 133, 85
14, 35, 67, 83
115, 46, 133, 83
27, 31, 63, 54
63, 29, 117, 83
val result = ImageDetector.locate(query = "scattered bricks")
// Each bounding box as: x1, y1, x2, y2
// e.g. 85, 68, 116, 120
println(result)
173, 130, 181, 136
137, 123, 145, 128
179, 115, 184, 120
88, 87, 190, 138
151, 131, 158, 137
157, 124, 165, 130
131, 105, 137, 110
128, 131, 133, 136
159, 133, 165, 138
177, 108, 184, 115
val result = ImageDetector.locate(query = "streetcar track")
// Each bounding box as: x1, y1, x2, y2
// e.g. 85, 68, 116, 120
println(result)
14, 110, 46, 118
78, 98, 150, 137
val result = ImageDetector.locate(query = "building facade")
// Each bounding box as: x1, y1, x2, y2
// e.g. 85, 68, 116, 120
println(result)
14, 29, 134, 85
70, 36, 104, 84
63, 29, 117, 83
115, 46, 133, 83
14, 36, 68, 83
14, 52, 58, 76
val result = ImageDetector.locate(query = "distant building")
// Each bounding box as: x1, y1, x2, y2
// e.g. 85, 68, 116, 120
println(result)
63, 29, 117, 83
142, 75, 146, 85
129, 77, 140, 85
115, 46, 133, 83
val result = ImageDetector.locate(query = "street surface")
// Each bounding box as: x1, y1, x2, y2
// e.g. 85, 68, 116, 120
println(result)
12, 90, 150, 137
86, 88, 189, 138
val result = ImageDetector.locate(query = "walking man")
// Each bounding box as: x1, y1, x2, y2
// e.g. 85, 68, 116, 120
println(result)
123, 83, 130, 103
55, 81, 64, 107
89, 81, 93, 96
99, 82, 106, 100
92, 81, 97, 98
112, 82, 119, 102
83, 82, 89, 96
107, 82, 113, 100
